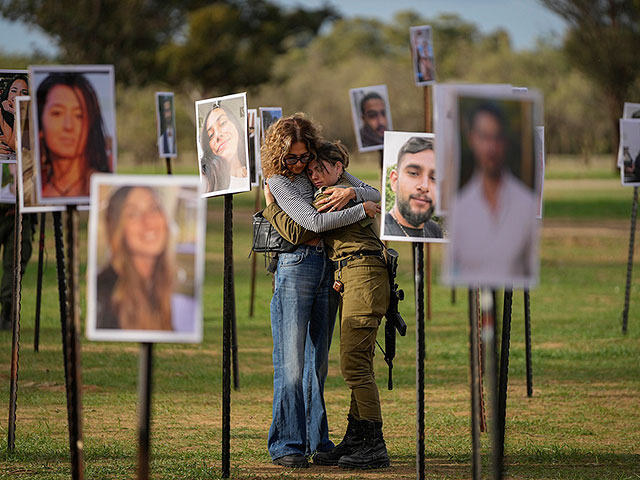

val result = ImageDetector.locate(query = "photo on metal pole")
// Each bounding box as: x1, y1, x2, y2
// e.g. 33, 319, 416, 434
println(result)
0, 69, 29, 162
349, 84, 392, 153
86, 174, 206, 344
444, 88, 542, 288
380, 131, 446, 243
155, 91, 178, 159
29, 65, 117, 205
195, 92, 250, 198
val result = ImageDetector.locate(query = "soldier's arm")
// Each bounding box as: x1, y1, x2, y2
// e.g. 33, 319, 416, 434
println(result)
262, 202, 318, 245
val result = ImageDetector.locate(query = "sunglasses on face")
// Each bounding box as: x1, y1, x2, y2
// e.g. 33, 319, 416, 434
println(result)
284, 152, 314, 165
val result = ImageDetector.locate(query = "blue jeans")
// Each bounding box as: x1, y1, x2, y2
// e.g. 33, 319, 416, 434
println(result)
268, 244, 338, 460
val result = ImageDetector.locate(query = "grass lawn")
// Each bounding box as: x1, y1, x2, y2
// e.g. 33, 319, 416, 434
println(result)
1, 154, 639, 479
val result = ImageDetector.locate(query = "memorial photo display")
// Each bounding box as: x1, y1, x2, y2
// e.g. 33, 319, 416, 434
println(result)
350, 84, 392, 153
619, 118, 640, 186
410, 25, 436, 86
195, 92, 250, 198
445, 89, 542, 288
156, 91, 178, 158
0, 69, 29, 162
29, 65, 117, 205
86, 174, 205, 343
259, 107, 282, 143
380, 131, 446, 243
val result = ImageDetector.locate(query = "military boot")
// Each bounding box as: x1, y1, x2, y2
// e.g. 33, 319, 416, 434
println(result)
337, 419, 389, 469
0, 304, 11, 331
314, 415, 363, 466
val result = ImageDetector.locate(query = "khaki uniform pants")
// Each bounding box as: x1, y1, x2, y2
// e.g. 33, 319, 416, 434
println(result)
337, 256, 390, 423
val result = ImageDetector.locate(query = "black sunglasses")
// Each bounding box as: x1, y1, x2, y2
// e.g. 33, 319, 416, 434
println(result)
284, 152, 315, 165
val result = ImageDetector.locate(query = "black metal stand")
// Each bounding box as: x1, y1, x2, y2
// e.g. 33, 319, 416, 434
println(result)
482, 289, 502, 480
7, 202, 23, 451
498, 290, 513, 466
524, 290, 533, 397
137, 343, 153, 480
222, 195, 233, 478
60, 207, 84, 480
451, 288, 456, 305
164, 156, 172, 175
468, 289, 481, 480
622, 186, 638, 334
413, 243, 426, 480
34, 212, 46, 352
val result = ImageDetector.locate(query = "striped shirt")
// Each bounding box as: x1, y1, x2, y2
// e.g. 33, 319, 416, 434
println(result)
268, 171, 380, 233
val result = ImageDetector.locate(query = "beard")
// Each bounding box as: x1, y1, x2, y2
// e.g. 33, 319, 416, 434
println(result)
397, 194, 434, 228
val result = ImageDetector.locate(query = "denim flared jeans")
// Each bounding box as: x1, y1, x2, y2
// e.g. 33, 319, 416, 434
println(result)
268, 244, 337, 460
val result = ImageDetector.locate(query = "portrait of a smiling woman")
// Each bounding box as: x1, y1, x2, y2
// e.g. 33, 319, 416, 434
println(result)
195, 92, 249, 197
31, 66, 115, 204
88, 176, 204, 343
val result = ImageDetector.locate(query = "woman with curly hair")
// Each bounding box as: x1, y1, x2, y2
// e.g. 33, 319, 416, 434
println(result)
261, 113, 381, 468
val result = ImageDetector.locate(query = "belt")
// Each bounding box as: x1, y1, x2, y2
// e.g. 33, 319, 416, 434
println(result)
333, 250, 384, 269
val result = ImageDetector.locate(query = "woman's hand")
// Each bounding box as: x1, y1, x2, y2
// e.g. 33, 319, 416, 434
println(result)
363, 201, 381, 218
316, 187, 355, 212
263, 180, 276, 206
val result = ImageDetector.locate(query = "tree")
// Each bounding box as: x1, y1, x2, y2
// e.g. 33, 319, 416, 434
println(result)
0, 0, 337, 88
540, 0, 640, 163
157, 1, 338, 97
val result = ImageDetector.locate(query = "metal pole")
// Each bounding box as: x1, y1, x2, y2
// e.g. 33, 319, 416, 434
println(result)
523, 290, 533, 397
137, 343, 153, 480
165, 156, 172, 175
414, 242, 425, 480
65, 206, 84, 480
476, 289, 487, 433
468, 289, 481, 480
426, 244, 432, 320
498, 290, 513, 465
249, 186, 261, 317
451, 288, 456, 305
34, 212, 46, 352
481, 289, 503, 480
7, 201, 23, 451
222, 195, 233, 478
622, 186, 638, 334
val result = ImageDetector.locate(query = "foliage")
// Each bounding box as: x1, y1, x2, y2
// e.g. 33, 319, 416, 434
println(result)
540, 0, 640, 163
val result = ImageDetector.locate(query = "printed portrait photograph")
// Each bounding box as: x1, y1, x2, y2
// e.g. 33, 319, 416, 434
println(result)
156, 92, 177, 158
87, 174, 205, 343
619, 119, 640, 186
350, 85, 393, 152
380, 131, 445, 243
434, 83, 514, 216
0, 70, 29, 162
623, 102, 640, 120
446, 91, 542, 288
30, 65, 116, 205
410, 25, 436, 86
15, 95, 65, 213
259, 106, 282, 143
248, 108, 260, 187
618, 103, 640, 167
195, 92, 250, 198
535, 126, 545, 218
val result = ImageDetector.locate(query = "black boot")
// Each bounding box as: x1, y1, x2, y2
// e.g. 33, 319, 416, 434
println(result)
0, 304, 11, 331
314, 415, 364, 466
337, 419, 389, 469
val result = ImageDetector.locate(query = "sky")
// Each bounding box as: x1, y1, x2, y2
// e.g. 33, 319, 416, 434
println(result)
0, 0, 567, 56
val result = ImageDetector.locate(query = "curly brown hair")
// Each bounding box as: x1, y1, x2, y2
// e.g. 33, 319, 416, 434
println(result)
261, 113, 324, 179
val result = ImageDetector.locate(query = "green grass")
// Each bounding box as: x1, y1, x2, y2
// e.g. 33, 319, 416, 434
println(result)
1, 154, 639, 479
